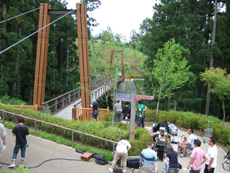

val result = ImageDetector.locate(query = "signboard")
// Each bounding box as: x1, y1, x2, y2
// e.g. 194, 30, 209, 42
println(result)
135, 95, 154, 101
116, 93, 132, 102
116, 97, 131, 102
117, 93, 131, 98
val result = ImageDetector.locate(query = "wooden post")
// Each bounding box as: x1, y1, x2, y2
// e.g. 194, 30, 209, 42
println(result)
21, 104, 24, 110
77, 107, 79, 121
77, 3, 91, 118
33, 3, 51, 106
34, 104, 38, 111
55, 99, 57, 112
121, 50, 124, 81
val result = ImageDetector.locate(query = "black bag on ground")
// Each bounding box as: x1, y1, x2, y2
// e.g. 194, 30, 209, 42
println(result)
93, 153, 104, 159
95, 157, 108, 165
75, 149, 86, 154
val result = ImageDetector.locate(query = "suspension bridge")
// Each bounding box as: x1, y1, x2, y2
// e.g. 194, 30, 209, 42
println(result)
0, 2, 129, 121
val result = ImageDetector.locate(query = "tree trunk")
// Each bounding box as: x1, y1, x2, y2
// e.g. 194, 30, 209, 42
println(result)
205, 0, 217, 116
174, 89, 178, 111
168, 89, 172, 111
222, 101, 225, 125
156, 100, 160, 116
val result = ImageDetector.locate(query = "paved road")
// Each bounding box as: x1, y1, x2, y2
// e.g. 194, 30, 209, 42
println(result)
1, 127, 228, 173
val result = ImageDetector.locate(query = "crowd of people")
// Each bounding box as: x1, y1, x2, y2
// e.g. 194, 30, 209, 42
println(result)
109, 117, 218, 173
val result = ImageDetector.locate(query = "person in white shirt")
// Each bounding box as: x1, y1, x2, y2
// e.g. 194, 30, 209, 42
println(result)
0, 123, 6, 168
179, 128, 197, 158
115, 101, 122, 122
109, 137, 131, 173
204, 137, 218, 173
167, 119, 176, 133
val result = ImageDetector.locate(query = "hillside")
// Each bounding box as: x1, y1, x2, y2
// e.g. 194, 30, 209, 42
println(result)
88, 40, 148, 78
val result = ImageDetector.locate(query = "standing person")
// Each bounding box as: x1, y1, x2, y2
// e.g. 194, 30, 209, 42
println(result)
109, 137, 131, 173
136, 100, 147, 128
204, 137, 218, 173
179, 128, 197, 158
91, 99, 98, 121
115, 101, 122, 122
0, 123, 6, 168
122, 102, 131, 119
186, 139, 208, 173
9, 116, 29, 168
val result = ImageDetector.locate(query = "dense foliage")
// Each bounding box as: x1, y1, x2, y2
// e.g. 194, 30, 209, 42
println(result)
0, 0, 100, 103
139, 0, 230, 119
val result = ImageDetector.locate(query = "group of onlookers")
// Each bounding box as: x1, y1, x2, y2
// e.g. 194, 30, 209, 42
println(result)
109, 118, 218, 173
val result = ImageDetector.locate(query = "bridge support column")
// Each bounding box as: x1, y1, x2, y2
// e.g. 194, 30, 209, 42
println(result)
77, 3, 91, 117
33, 3, 51, 106
121, 50, 124, 81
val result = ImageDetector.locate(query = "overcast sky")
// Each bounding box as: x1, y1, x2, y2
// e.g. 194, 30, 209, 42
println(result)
67, 0, 157, 42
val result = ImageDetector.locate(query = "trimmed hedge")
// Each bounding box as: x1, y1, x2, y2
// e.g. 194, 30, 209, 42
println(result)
0, 102, 151, 156
155, 110, 230, 146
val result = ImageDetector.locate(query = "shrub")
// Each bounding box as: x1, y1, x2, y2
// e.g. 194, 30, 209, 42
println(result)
0, 102, 150, 155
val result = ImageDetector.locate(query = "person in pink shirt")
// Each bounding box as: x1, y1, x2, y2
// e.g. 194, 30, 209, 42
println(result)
187, 139, 208, 173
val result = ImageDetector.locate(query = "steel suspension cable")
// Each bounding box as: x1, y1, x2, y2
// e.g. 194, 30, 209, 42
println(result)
0, 7, 79, 55
0, 6, 44, 24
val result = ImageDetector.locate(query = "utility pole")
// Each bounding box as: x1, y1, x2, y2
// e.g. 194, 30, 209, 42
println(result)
205, 0, 217, 116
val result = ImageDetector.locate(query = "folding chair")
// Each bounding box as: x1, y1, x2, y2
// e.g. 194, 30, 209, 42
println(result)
139, 153, 158, 173
167, 164, 180, 173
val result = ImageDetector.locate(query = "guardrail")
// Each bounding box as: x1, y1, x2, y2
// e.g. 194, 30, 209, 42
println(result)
7, 104, 38, 111
41, 78, 112, 114
74, 107, 109, 121
41, 88, 81, 114
0, 110, 117, 150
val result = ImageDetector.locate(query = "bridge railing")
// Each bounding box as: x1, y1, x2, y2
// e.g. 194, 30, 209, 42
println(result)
0, 110, 117, 150
42, 78, 112, 114
7, 104, 38, 111
73, 107, 109, 121
42, 88, 81, 114
42, 77, 122, 114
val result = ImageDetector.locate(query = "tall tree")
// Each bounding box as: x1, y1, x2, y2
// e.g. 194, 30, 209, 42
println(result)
201, 67, 230, 125
150, 39, 190, 115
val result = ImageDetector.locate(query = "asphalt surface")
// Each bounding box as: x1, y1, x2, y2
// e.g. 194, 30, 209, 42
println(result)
0, 127, 229, 173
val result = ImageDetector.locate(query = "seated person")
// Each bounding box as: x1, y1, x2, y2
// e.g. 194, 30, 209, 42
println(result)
150, 123, 158, 144
179, 128, 197, 158
122, 102, 131, 119
141, 142, 157, 165
167, 119, 176, 133
162, 145, 180, 173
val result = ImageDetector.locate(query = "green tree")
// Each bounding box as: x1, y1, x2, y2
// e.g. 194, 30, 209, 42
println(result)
200, 67, 230, 125
150, 39, 190, 115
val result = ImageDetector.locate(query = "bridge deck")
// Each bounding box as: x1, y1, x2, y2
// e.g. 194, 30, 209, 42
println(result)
54, 83, 111, 120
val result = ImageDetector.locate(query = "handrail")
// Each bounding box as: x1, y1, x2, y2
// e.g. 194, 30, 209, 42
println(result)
0, 110, 118, 147
42, 88, 80, 105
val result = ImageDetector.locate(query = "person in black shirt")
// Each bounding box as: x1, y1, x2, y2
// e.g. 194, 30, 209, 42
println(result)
162, 145, 179, 173
122, 102, 131, 119
9, 116, 29, 168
